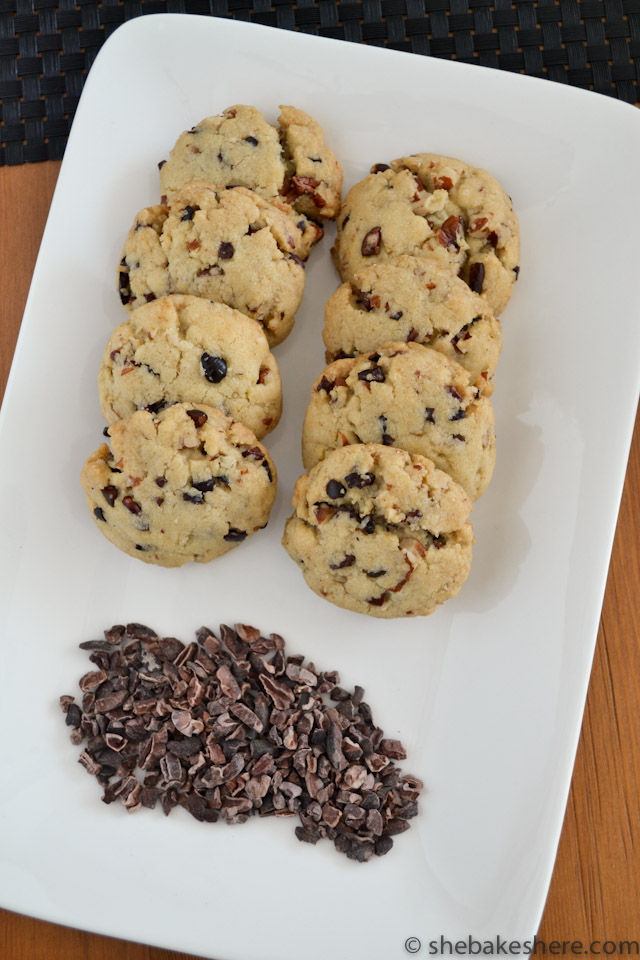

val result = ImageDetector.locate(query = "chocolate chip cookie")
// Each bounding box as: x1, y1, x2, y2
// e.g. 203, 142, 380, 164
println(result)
159, 104, 342, 219
332, 154, 520, 316
99, 294, 282, 439
80, 403, 277, 567
118, 182, 314, 346
302, 342, 495, 500
282, 444, 473, 618
322, 255, 501, 396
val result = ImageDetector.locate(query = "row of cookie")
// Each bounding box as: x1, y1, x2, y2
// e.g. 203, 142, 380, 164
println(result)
280, 152, 521, 617
80, 105, 344, 564
118, 105, 344, 347
280, 337, 483, 617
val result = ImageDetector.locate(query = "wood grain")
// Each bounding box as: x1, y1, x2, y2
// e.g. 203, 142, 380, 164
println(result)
1, 161, 639, 959
0, 162, 62, 405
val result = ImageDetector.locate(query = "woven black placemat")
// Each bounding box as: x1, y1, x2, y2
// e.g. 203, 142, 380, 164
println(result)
1, 0, 638, 166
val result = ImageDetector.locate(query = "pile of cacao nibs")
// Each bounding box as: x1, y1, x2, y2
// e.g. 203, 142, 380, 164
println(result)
60, 622, 422, 862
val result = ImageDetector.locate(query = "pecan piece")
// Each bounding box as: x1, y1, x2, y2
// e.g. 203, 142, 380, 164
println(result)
436, 215, 464, 252
291, 175, 320, 195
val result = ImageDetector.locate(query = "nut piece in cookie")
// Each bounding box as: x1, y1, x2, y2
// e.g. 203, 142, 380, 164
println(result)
118, 182, 313, 346
158, 103, 342, 220
80, 403, 277, 567
323, 255, 501, 397
332, 154, 520, 317
282, 444, 473, 618
302, 342, 495, 500
99, 294, 282, 439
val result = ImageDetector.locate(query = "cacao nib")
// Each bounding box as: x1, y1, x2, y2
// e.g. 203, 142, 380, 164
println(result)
223, 529, 247, 542
186, 409, 208, 428
368, 595, 387, 607
192, 478, 216, 493
201, 353, 227, 383
361, 227, 381, 257
242, 446, 265, 461
380, 415, 394, 446
468, 261, 485, 294
326, 480, 346, 499
183, 491, 204, 504
118, 271, 131, 305
358, 365, 385, 384
61, 621, 422, 862
345, 472, 375, 489
329, 555, 355, 570
101, 485, 118, 507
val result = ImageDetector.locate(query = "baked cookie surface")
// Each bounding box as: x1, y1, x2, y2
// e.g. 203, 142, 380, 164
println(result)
99, 294, 281, 439
80, 403, 277, 567
282, 444, 473, 618
159, 104, 342, 219
332, 154, 519, 316
302, 342, 495, 500
118, 182, 313, 346
323, 255, 501, 396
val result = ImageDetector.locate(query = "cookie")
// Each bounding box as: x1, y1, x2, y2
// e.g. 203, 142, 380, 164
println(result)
332, 154, 520, 316
323, 255, 501, 397
301, 342, 495, 500
118, 182, 314, 346
282, 444, 473, 618
99, 294, 282, 440
159, 104, 343, 219
80, 403, 277, 567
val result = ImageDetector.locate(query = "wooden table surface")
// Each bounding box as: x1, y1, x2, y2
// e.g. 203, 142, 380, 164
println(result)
1, 161, 639, 960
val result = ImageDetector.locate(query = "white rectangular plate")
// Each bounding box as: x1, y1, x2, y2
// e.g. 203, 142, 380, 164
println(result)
1, 15, 639, 960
